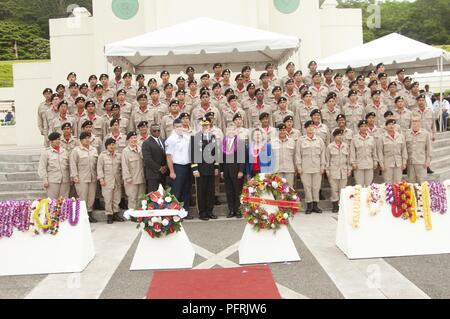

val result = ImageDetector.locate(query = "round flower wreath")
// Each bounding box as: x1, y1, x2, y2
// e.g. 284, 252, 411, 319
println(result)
240, 174, 301, 232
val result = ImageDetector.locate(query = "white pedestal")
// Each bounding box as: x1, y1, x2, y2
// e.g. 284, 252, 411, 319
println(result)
336, 185, 450, 259
130, 226, 195, 271
239, 224, 301, 265
0, 201, 95, 276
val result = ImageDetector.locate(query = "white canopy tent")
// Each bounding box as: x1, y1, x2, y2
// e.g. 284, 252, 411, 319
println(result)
105, 17, 301, 74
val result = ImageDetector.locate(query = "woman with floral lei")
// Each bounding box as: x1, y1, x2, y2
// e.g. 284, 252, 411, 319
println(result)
245, 128, 273, 178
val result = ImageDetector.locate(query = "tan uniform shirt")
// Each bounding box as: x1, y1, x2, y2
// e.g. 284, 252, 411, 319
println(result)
295, 104, 319, 134
222, 108, 248, 130
160, 113, 180, 140
50, 115, 76, 136
210, 96, 227, 113
321, 108, 341, 134
117, 101, 133, 120
97, 151, 123, 189
393, 108, 412, 133
333, 86, 349, 109
365, 102, 389, 128
38, 147, 70, 183
78, 114, 104, 141
70, 145, 98, 182
103, 133, 127, 154
123, 85, 137, 104
121, 145, 145, 185
43, 108, 60, 137
326, 142, 351, 179
350, 134, 378, 169
129, 108, 157, 132
272, 137, 296, 173
60, 136, 79, 155
295, 135, 326, 174
309, 85, 329, 108
405, 129, 432, 166
313, 123, 330, 145
272, 109, 294, 128
342, 103, 365, 133
377, 132, 408, 168
190, 105, 222, 132
412, 108, 436, 139
89, 95, 107, 116
38, 101, 51, 135
185, 93, 201, 110
286, 128, 301, 142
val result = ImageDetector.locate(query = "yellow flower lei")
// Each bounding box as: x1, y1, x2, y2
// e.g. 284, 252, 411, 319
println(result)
33, 198, 53, 230
407, 184, 417, 223
352, 185, 362, 229
421, 182, 432, 231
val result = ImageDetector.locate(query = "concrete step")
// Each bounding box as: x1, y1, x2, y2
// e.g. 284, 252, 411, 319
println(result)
432, 146, 450, 159
0, 190, 47, 201
0, 171, 40, 182
0, 161, 40, 173
0, 153, 41, 163
430, 156, 450, 171
432, 139, 449, 150
0, 181, 43, 192
435, 131, 450, 141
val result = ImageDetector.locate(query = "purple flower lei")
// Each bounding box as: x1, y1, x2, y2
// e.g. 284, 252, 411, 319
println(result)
429, 181, 447, 215
68, 198, 81, 226
385, 183, 394, 205
0, 200, 32, 238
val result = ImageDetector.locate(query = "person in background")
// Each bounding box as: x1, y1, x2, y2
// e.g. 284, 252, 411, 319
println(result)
245, 128, 273, 178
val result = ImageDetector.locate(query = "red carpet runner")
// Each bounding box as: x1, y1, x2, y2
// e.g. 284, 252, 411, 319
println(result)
147, 265, 281, 299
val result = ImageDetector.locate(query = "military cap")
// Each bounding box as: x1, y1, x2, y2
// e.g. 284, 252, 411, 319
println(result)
304, 120, 314, 128
179, 112, 190, 119
113, 66, 123, 72
312, 72, 322, 78
43, 88, 53, 94
56, 84, 65, 91
212, 82, 222, 90
278, 97, 288, 104
232, 113, 242, 121
69, 82, 79, 88
176, 76, 185, 83
200, 90, 210, 98
80, 83, 89, 89
396, 68, 406, 75
186, 66, 195, 73
50, 93, 59, 101
254, 88, 262, 95
111, 104, 120, 110
241, 66, 251, 73
349, 80, 358, 88
137, 121, 149, 128
358, 120, 368, 128
136, 74, 145, 81
376, 63, 384, 70
367, 70, 376, 77
416, 94, 426, 100
365, 112, 376, 119
378, 72, 388, 79
388, 81, 397, 88
88, 75, 98, 81
385, 119, 397, 126
81, 120, 93, 128
227, 95, 238, 103
122, 72, 132, 79
126, 132, 137, 140
148, 78, 157, 84
200, 73, 210, 80
137, 86, 147, 92
85, 101, 95, 108
384, 111, 394, 118
333, 128, 344, 137
79, 132, 91, 141
149, 88, 160, 95
176, 89, 186, 96
284, 115, 294, 123
200, 117, 211, 126
105, 138, 116, 148
272, 86, 282, 93
75, 96, 86, 104
61, 123, 72, 130
265, 63, 274, 70
285, 78, 294, 84
310, 109, 321, 117
323, 67, 333, 75
164, 83, 174, 90
99, 74, 109, 80
116, 89, 127, 96
368, 80, 378, 87
336, 114, 346, 122
328, 92, 338, 98
259, 112, 270, 121
357, 75, 365, 81
173, 118, 182, 125
308, 61, 317, 67
205, 112, 215, 118
334, 73, 343, 79
94, 83, 103, 90
57, 100, 68, 109
67, 72, 77, 79
286, 62, 295, 69
169, 99, 180, 106
213, 63, 222, 69
48, 132, 61, 142
325, 95, 336, 103
222, 69, 231, 76
188, 79, 198, 86
346, 66, 355, 74
403, 76, 413, 82
371, 90, 381, 97
294, 70, 303, 77
302, 90, 313, 98
259, 72, 268, 80
160, 70, 170, 77
411, 81, 420, 87
246, 83, 256, 91
110, 118, 120, 127
137, 94, 148, 100
277, 123, 287, 130
234, 74, 244, 81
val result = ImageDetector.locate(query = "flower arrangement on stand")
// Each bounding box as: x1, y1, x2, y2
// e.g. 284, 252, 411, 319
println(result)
240, 174, 301, 233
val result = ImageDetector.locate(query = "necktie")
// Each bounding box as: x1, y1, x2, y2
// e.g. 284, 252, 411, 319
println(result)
157, 139, 164, 149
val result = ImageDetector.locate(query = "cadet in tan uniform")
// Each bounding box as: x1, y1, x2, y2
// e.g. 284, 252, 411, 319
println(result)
326, 129, 351, 213
393, 96, 412, 134
103, 119, 127, 154
377, 119, 408, 184
137, 121, 150, 147
241, 83, 257, 116
413, 94, 436, 142
79, 83, 89, 98
190, 91, 222, 133
258, 73, 274, 103
116, 89, 133, 120
66, 83, 81, 114
38, 88, 53, 145
343, 90, 365, 133
336, 114, 354, 147
100, 74, 115, 100
221, 69, 233, 93
233, 74, 247, 103
50, 100, 76, 135
258, 112, 276, 143
176, 90, 192, 115
311, 109, 330, 146
210, 83, 227, 112
309, 72, 329, 108
38, 132, 70, 199
43, 94, 61, 145
161, 100, 181, 139
86, 75, 97, 99
273, 123, 297, 187
281, 62, 296, 90
122, 73, 137, 104
384, 82, 401, 111
284, 115, 301, 142
406, 116, 432, 184
186, 80, 201, 110
80, 120, 102, 155
295, 120, 326, 214
97, 138, 125, 224
60, 123, 79, 155
303, 61, 317, 86
78, 101, 104, 141
109, 66, 123, 91
365, 90, 388, 127
233, 113, 249, 143
211, 63, 224, 86
90, 84, 106, 116
222, 95, 248, 130
296, 91, 318, 134
321, 95, 341, 134
350, 120, 378, 187
70, 132, 99, 223
73, 97, 87, 141
272, 97, 294, 128
122, 132, 146, 210
333, 73, 348, 109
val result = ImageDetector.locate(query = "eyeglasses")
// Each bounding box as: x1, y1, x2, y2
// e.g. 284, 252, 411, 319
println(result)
152, 129, 161, 132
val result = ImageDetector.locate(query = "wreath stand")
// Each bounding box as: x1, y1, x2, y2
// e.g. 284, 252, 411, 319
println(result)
125, 210, 195, 271
239, 192, 301, 265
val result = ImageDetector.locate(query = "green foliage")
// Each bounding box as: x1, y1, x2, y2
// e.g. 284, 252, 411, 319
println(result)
337, 0, 450, 45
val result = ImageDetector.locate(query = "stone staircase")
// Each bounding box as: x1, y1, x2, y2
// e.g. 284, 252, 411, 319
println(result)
1, 131, 450, 214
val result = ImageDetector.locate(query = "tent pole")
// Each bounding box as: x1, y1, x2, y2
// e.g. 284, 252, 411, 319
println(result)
440, 55, 444, 131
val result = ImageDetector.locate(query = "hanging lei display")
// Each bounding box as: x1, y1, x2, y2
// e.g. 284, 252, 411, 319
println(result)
391, 183, 402, 218
67, 198, 81, 226
351, 185, 362, 229
421, 182, 432, 231
428, 181, 447, 215
403, 183, 417, 223
367, 183, 384, 216
33, 198, 53, 230
414, 184, 424, 219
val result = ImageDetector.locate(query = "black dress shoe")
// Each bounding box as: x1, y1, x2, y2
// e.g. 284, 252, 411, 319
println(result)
312, 202, 323, 214
107, 215, 114, 225
227, 212, 236, 218
184, 214, 194, 220
199, 215, 210, 221
235, 212, 243, 219
113, 213, 125, 222
427, 167, 434, 174
305, 203, 313, 215
208, 213, 218, 220
332, 202, 339, 213
88, 212, 98, 223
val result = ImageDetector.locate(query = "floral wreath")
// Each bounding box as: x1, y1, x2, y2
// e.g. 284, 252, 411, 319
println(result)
240, 174, 301, 232
130, 187, 185, 239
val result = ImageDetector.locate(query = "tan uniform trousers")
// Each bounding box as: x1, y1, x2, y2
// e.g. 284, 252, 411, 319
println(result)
75, 182, 97, 212
383, 167, 403, 184
329, 178, 347, 202
354, 169, 374, 187
407, 164, 427, 184
278, 173, 295, 188
125, 183, 146, 210
301, 173, 322, 203
47, 183, 70, 199
102, 182, 122, 216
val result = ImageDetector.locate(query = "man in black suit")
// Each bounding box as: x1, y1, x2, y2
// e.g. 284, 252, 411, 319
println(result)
220, 122, 246, 218
191, 117, 219, 221
142, 124, 168, 193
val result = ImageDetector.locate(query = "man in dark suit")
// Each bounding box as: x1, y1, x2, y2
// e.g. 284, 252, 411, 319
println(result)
142, 124, 167, 193
220, 122, 245, 218
191, 117, 219, 221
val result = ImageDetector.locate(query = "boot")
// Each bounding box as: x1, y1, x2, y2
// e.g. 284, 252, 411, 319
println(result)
88, 212, 98, 223
113, 212, 125, 222
94, 198, 105, 210
107, 215, 114, 225
319, 190, 325, 201
312, 202, 323, 214
332, 202, 339, 213
427, 167, 434, 174
305, 203, 313, 215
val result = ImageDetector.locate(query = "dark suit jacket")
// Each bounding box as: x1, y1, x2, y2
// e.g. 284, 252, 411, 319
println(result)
190, 132, 219, 176
219, 137, 245, 176
142, 137, 167, 179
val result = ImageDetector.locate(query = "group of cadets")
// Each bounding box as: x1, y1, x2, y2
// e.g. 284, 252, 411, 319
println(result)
37, 61, 435, 221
